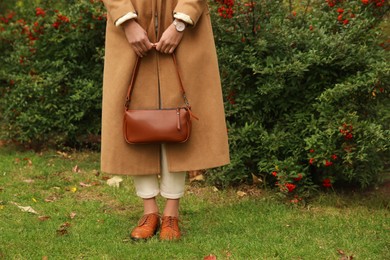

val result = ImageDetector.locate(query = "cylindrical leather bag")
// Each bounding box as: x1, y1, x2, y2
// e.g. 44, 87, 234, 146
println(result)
123, 54, 195, 144
123, 107, 191, 144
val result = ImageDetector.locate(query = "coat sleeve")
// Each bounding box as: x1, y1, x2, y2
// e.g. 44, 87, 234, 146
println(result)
102, 0, 136, 25
174, 0, 206, 26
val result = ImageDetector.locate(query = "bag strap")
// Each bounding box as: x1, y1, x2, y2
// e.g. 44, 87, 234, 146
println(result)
124, 53, 190, 110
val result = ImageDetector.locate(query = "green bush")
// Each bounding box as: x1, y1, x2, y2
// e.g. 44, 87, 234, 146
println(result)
0, 0, 105, 149
208, 0, 390, 200
1, 0, 389, 200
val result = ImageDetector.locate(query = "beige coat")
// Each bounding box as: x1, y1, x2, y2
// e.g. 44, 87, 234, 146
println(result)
101, 0, 230, 175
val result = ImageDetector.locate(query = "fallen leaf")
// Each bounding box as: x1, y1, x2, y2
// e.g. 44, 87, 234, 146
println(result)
204, 254, 217, 260
11, 202, 38, 214
101, 176, 110, 180
38, 216, 51, 221
69, 212, 76, 219
212, 186, 219, 192
93, 169, 100, 176
60, 222, 71, 228
57, 222, 71, 236
44, 196, 58, 202
56, 228, 68, 236
224, 250, 232, 258
23, 158, 33, 166
72, 165, 81, 173
56, 151, 70, 158
32, 198, 37, 203
107, 176, 123, 188
79, 182, 91, 187
189, 170, 204, 179
252, 173, 263, 185
236, 191, 247, 197
339, 257, 354, 260
337, 249, 345, 256
42, 256, 48, 260
70, 187, 77, 193
22, 179, 34, 183
190, 174, 204, 183
337, 249, 354, 260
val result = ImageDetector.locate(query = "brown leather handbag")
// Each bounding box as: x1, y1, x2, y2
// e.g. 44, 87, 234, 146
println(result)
123, 54, 197, 144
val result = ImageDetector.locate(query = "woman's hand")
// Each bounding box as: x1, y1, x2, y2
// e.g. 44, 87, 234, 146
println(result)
123, 19, 154, 57
155, 23, 184, 54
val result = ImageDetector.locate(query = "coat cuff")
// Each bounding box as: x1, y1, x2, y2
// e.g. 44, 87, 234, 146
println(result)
174, 0, 206, 26
173, 12, 193, 25
102, 0, 136, 25
115, 12, 138, 26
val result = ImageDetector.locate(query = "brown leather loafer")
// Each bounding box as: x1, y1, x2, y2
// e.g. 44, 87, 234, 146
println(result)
159, 216, 181, 241
130, 213, 160, 241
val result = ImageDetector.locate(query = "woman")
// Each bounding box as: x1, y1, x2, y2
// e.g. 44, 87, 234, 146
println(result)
101, 0, 229, 241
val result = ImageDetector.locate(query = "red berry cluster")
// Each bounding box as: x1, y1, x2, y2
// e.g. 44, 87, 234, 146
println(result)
340, 123, 353, 140
361, 0, 385, 7
322, 178, 332, 188
326, 0, 343, 8
53, 12, 70, 29
216, 0, 235, 19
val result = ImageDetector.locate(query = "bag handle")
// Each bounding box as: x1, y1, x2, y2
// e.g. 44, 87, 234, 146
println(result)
124, 53, 190, 110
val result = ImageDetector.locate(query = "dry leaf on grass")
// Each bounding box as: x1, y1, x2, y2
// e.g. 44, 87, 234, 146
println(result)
204, 254, 217, 260
22, 179, 34, 184
79, 182, 92, 187
44, 195, 58, 202
38, 216, 51, 221
337, 249, 345, 255
252, 173, 263, 185
189, 174, 205, 183
337, 249, 354, 260
339, 257, 354, 260
23, 158, 33, 166
72, 165, 81, 173
68, 186, 77, 193
11, 202, 38, 214
236, 191, 247, 197
56, 151, 70, 158
57, 222, 71, 236
107, 176, 123, 188
69, 212, 77, 219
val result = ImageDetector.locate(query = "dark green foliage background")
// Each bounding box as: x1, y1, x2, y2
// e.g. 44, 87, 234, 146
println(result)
0, 0, 105, 149
209, 0, 389, 197
0, 0, 389, 195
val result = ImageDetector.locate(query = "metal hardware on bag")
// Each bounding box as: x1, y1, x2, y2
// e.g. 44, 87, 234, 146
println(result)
176, 108, 181, 130
183, 94, 190, 107
124, 99, 130, 109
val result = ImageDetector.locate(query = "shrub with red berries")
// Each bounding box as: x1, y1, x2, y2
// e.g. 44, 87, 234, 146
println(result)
208, 0, 390, 201
0, 0, 106, 149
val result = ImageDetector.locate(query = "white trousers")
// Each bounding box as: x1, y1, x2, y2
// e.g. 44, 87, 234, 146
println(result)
132, 144, 186, 199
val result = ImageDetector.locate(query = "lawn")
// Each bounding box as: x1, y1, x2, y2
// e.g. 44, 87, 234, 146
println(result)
0, 146, 389, 259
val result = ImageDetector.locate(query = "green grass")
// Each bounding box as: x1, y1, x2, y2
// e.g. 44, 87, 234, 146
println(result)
0, 146, 389, 259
